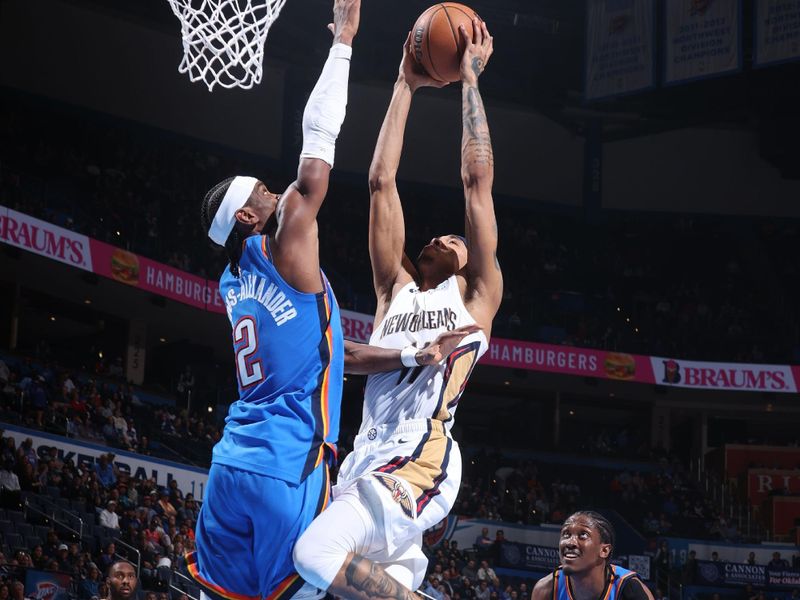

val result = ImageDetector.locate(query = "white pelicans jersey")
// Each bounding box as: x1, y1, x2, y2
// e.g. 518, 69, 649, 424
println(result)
359, 275, 488, 437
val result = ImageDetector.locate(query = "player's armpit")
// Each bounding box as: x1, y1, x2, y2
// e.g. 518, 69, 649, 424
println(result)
531, 574, 554, 600
621, 578, 655, 600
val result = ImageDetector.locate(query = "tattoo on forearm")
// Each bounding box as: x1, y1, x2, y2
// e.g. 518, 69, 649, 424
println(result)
471, 57, 484, 79
462, 85, 494, 169
343, 555, 417, 600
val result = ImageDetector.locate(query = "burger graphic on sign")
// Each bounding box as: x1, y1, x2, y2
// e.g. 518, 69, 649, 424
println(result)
110, 248, 140, 286
604, 353, 636, 380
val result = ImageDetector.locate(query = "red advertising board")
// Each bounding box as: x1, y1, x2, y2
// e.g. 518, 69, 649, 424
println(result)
746, 469, 800, 507
765, 496, 800, 537
3, 204, 800, 391
724, 445, 800, 478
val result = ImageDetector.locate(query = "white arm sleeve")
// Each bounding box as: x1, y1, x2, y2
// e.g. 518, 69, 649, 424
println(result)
300, 43, 352, 168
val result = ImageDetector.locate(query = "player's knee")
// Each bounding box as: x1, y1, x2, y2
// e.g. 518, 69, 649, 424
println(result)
292, 527, 344, 592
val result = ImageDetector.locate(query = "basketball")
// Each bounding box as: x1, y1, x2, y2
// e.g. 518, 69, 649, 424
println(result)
411, 3, 482, 83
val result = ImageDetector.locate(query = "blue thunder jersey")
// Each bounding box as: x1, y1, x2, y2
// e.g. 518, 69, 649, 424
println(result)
553, 565, 638, 600
213, 235, 344, 485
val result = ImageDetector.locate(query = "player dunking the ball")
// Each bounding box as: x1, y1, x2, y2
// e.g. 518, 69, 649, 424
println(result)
531, 512, 655, 600
190, 3, 475, 600
294, 18, 501, 600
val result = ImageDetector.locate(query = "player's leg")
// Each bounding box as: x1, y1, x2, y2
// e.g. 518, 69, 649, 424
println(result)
188, 464, 260, 600
254, 460, 331, 600
293, 476, 423, 600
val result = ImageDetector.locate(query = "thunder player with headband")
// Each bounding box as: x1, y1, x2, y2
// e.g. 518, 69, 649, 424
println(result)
192, 2, 476, 600
294, 19, 501, 600
531, 512, 654, 600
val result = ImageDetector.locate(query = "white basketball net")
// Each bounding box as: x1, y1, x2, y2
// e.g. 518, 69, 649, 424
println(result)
166, 0, 288, 91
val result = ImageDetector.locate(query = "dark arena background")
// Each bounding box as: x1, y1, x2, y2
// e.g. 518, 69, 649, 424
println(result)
1, 0, 800, 599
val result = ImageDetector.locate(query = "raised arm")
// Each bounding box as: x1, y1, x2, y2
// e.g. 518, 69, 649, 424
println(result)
272, 0, 360, 293
344, 325, 479, 374
459, 20, 502, 332
368, 36, 448, 318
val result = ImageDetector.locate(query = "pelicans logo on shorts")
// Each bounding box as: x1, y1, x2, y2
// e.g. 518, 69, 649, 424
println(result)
373, 473, 416, 520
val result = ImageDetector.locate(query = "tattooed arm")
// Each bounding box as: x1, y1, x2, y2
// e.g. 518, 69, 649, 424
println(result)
458, 19, 503, 334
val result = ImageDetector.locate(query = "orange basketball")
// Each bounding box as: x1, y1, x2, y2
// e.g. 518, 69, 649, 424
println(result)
411, 3, 482, 83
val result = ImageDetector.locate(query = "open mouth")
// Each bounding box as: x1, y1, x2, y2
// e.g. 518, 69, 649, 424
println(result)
562, 551, 580, 560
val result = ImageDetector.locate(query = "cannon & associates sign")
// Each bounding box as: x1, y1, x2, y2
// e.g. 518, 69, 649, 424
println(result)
695, 560, 800, 588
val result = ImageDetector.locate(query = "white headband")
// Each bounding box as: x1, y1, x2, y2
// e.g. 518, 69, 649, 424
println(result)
208, 176, 259, 245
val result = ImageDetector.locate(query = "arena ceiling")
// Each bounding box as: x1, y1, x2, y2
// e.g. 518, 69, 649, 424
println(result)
68, 0, 800, 154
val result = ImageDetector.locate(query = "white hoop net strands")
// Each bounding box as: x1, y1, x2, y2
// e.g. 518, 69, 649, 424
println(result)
166, 0, 288, 91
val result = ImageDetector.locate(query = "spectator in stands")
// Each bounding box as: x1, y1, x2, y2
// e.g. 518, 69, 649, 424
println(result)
491, 530, 506, 563
768, 552, 789, 570
56, 543, 71, 571
31, 545, 47, 570
177, 494, 197, 523
100, 500, 121, 531
477, 561, 499, 587
475, 527, 493, 555
31, 376, 48, 427
474, 580, 491, 600
462, 559, 478, 580
99, 543, 117, 573
747, 552, 756, 565
156, 488, 176, 519
711, 551, 720, 562
105, 559, 138, 600
10, 582, 24, 600
79, 562, 102, 600
94, 454, 116, 488
682, 550, 697, 584
0, 460, 19, 493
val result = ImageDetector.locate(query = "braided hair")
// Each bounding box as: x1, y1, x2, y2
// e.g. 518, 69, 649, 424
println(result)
566, 511, 615, 561
200, 177, 245, 277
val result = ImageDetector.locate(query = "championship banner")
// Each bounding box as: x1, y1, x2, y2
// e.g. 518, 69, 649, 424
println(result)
24, 569, 71, 600
754, 0, 800, 67
650, 356, 798, 392
0, 205, 93, 271
496, 541, 561, 572
585, 0, 656, 100
664, 0, 742, 85
3, 422, 209, 500
126, 319, 147, 386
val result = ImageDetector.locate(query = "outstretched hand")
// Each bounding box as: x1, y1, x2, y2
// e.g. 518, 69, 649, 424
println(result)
399, 32, 450, 93
459, 19, 493, 84
327, 0, 361, 45
415, 325, 481, 365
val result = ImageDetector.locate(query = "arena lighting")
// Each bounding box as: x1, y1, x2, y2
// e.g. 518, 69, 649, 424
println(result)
49, 316, 55, 321
159, 337, 167, 343
207, 406, 213, 413
503, 380, 510, 385
568, 410, 575, 415
115, 230, 121, 236
98, 351, 103, 359
84, 299, 91, 305
617, 307, 621, 311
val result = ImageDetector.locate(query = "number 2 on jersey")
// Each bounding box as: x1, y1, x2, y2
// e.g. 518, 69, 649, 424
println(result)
234, 317, 264, 388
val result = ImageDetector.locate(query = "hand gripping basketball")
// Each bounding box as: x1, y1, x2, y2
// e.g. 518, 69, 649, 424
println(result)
400, 32, 451, 93
459, 19, 494, 84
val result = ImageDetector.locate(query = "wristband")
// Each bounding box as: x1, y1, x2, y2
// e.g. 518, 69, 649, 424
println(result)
400, 345, 419, 368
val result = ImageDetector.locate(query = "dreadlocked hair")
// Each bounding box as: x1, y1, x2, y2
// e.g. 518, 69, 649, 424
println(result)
567, 511, 615, 561
200, 176, 244, 278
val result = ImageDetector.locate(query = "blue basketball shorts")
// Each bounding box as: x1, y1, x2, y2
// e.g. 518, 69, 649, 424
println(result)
186, 462, 330, 600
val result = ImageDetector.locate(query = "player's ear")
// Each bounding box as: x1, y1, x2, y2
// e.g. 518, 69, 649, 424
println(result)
599, 544, 611, 560
235, 206, 259, 225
